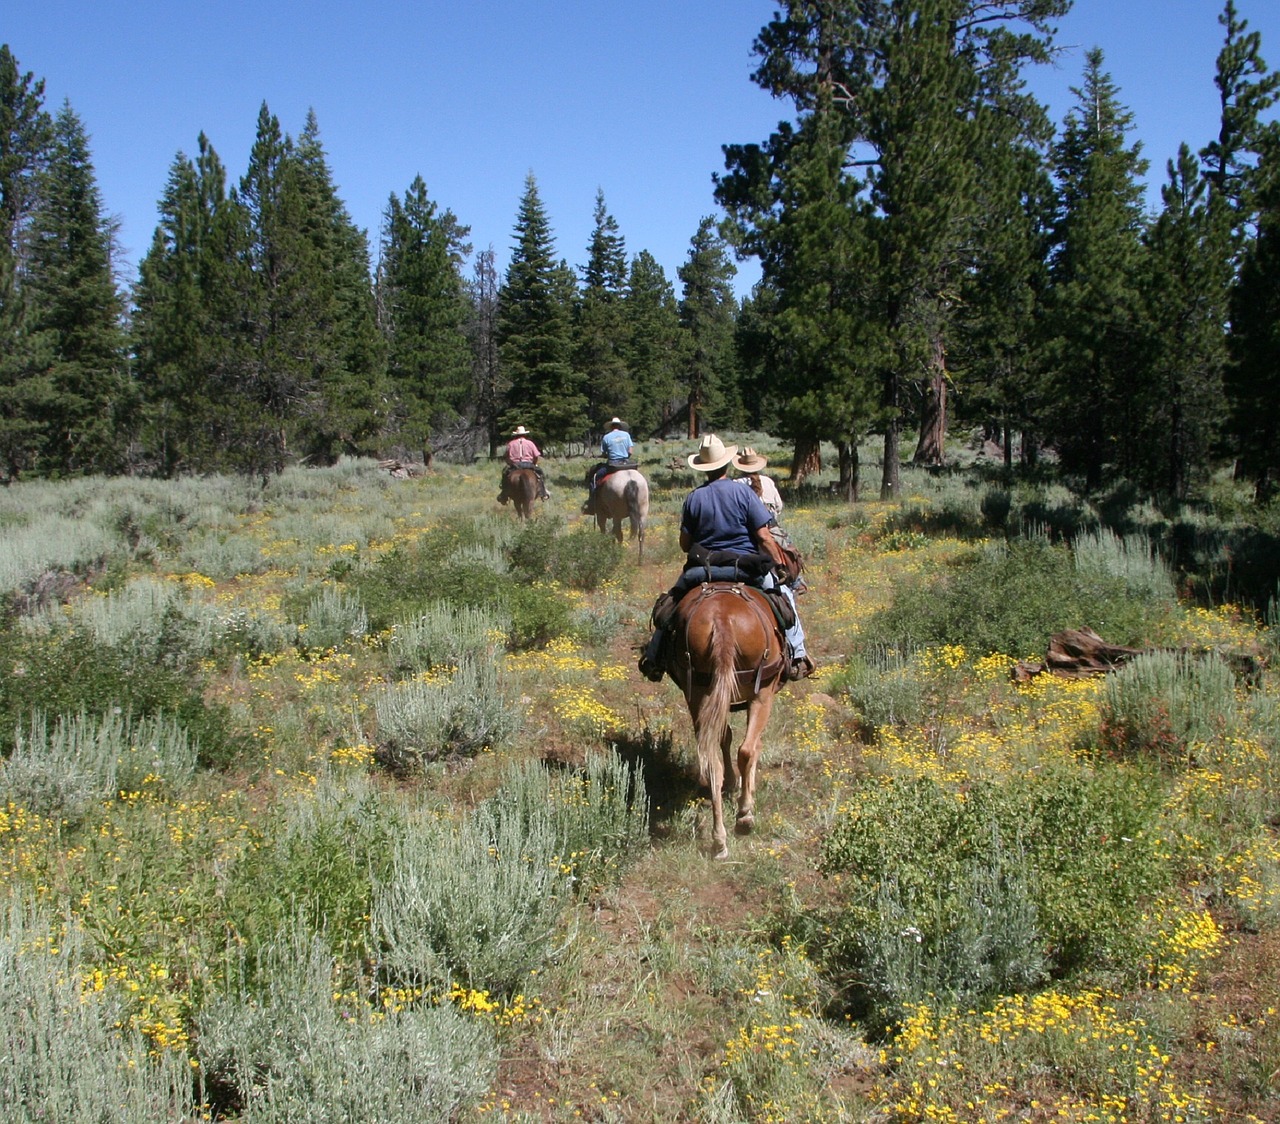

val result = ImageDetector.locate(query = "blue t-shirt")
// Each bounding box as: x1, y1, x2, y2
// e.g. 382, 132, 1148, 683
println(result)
601, 429, 633, 462
681, 477, 771, 556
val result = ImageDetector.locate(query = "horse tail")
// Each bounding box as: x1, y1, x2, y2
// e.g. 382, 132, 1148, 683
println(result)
696, 618, 738, 795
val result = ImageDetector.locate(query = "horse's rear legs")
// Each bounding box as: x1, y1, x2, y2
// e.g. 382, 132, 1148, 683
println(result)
734, 692, 777, 835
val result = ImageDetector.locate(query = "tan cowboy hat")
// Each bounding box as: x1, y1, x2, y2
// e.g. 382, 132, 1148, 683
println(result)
511, 425, 530, 436
734, 447, 768, 473
688, 434, 737, 472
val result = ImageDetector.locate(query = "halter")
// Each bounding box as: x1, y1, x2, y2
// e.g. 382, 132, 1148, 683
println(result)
677, 582, 785, 703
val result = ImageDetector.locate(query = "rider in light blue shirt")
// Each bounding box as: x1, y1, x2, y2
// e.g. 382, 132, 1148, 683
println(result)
584, 417, 634, 514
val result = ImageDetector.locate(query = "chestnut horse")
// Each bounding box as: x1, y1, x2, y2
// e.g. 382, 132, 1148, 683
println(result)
593, 468, 648, 560
506, 467, 540, 520
669, 582, 787, 858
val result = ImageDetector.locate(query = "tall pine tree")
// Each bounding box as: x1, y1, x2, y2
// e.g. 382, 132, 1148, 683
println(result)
378, 175, 472, 462
623, 249, 684, 438
678, 217, 739, 436
1046, 48, 1149, 492
575, 189, 629, 433
23, 101, 128, 475
496, 173, 584, 445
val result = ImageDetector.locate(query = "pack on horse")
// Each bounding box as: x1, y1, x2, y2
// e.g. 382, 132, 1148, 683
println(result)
589, 465, 649, 559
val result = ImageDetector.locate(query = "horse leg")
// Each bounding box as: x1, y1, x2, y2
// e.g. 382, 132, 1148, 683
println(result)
734, 689, 778, 835
691, 689, 729, 859
720, 720, 737, 797
613, 518, 624, 544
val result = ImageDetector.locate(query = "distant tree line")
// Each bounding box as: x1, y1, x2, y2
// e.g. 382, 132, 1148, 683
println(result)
2, 1, 1279, 502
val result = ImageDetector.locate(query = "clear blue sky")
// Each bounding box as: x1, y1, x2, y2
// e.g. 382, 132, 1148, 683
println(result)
8, 1, 1279, 299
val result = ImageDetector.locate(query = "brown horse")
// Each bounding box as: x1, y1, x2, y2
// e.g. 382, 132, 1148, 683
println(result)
505, 467, 541, 520
593, 468, 648, 559
669, 582, 787, 858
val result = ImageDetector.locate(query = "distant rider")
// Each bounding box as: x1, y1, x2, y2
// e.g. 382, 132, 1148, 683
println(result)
583, 416, 634, 515
498, 424, 550, 503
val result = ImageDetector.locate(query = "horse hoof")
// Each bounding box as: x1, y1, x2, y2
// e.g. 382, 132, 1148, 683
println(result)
735, 813, 755, 835
712, 846, 730, 860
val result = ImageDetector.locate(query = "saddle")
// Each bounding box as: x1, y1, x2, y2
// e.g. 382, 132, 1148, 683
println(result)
651, 547, 795, 633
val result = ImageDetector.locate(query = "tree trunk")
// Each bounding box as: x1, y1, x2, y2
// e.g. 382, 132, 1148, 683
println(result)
790, 436, 822, 486
912, 334, 947, 466
881, 418, 900, 499
1003, 424, 1013, 470
837, 439, 859, 502
687, 392, 699, 439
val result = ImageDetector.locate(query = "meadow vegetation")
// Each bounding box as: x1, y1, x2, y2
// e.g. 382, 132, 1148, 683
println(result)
1, 440, 1279, 1121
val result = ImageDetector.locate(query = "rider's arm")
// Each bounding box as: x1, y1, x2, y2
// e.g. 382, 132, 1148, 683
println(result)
751, 521, 785, 568
680, 528, 692, 552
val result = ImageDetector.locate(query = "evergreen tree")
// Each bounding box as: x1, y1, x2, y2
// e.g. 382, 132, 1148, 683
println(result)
623, 249, 684, 438
23, 101, 128, 474
575, 188, 629, 432
291, 111, 386, 463
496, 173, 584, 445
132, 135, 252, 474
678, 216, 739, 436
1136, 145, 1229, 499
378, 175, 471, 461
0, 45, 52, 478
1045, 48, 1149, 492
1227, 132, 1280, 498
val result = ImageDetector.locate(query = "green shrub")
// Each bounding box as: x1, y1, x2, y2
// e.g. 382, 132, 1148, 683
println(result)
836, 644, 926, 729
872, 536, 1172, 657
196, 925, 496, 1123
550, 526, 624, 591
0, 623, 248, 768
371, 658, 521, 772
815, 768, 1174, 1027
220, 774, 399, 966
487, 751, 650, 895
1100, 650, 1239, 764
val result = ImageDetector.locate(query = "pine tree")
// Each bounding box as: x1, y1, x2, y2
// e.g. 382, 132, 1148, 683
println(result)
132, 135, 251, 474
678, 217, 739, 436
468, 246, 502, 456
623, 250, 684, 438
291, 111, 386, 463
1227, 131, 1280, 498
1136, 145, 1229, 498
378, 174, 472, 461
0, 45, 53, 478
23, 101, 128, 474
1046, 48, 1149, 492
575, 188, 629, 432
496, 173, 584, 445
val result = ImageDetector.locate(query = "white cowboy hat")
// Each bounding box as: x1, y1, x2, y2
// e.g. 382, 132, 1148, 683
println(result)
688, 434, 737, 472
511, 425, 530, 436
609, 416, 624, 427
734, 447, 768, 473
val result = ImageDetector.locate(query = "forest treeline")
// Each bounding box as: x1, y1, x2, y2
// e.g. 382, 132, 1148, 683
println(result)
2, 0, 1280, 499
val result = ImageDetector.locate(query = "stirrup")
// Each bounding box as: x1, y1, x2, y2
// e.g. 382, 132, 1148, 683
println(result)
787, 655, 815, 681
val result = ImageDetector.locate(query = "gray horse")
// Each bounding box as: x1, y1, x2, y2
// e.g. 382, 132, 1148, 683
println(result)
593, 468, 649, 559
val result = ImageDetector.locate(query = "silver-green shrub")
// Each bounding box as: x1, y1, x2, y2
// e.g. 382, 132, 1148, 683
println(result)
371, 658, 520, 771
388, 601, 509, 674
1074, 529, 1175, 602
372, 800, 572, 993
488, 752, 650, 894
299, 584, 368, 652
839, 644, 926, 728
1101, 649, 1239, 762
195, 925, 496, 1123
1, 710, 198, 822
0, 896, 196, 1122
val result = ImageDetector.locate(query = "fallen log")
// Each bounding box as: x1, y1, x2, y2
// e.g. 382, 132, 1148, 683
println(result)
1013, 627, 1143, 681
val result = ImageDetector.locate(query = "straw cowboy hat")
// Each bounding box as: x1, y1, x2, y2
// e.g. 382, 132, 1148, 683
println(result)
511, 425, 530, 436
688, 434, 737, 472
734, 447, 768, 473
608, 416, 624, 427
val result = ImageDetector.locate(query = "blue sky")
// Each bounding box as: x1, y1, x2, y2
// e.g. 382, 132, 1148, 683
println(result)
8, 1, 1279, 299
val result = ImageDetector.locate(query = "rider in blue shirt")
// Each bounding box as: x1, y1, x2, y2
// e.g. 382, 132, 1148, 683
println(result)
583, 417, 635, 514
639, 434, 813, 681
